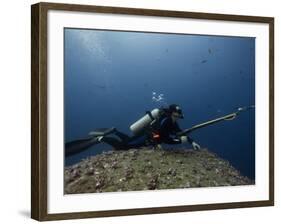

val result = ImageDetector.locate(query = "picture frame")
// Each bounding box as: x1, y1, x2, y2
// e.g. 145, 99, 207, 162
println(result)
31, 2, 274, 221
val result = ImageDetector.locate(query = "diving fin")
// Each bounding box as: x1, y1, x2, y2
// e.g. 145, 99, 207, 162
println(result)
88, 127, 116, 137
65, 136, 100, 157
65, 127, 116, 157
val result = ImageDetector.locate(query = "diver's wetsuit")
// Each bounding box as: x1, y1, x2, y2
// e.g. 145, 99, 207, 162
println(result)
158, 117, 194, 144
100, 116, 194, 150
101, 130, 148, 150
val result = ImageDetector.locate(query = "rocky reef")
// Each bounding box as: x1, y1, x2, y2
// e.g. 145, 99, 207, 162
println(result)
64, 148, 253, 194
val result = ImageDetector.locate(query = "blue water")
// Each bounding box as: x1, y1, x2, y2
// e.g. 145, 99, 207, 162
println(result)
64, 28, 255, 180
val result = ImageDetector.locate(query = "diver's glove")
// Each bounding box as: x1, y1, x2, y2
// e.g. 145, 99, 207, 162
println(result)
180, 136, 188, 143
192, 141, 201, 150
96, 136, 104, 142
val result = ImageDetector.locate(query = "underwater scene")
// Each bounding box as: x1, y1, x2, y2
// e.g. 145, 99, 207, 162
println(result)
64, 28, 255, 193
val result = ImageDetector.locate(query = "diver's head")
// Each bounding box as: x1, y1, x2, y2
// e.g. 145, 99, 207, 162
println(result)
169, 104, 184, 121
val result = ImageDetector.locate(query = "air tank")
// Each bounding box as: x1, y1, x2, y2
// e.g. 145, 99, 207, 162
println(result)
130, 108, 161, 135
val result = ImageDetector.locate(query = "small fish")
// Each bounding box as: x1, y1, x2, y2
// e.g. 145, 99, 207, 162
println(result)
208, 48, 212, 54
201, 60, 207, 64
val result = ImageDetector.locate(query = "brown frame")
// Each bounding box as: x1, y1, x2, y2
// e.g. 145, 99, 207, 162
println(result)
31, 2, 274, 221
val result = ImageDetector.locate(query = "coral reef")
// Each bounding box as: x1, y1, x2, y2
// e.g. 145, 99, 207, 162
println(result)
64, 148, 253, 194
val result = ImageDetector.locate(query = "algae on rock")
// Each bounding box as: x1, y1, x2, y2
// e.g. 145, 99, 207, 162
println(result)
64, 148, 253, 194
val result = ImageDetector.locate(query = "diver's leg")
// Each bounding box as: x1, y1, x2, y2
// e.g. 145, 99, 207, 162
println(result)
101, 136, 127, 150
126, 135, 148, 149
113, 130, 131, 142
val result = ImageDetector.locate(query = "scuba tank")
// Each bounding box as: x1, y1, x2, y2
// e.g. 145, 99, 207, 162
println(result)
130, 108, 163, 135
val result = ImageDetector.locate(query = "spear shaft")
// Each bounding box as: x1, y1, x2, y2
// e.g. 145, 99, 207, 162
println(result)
177, 105, 255, 136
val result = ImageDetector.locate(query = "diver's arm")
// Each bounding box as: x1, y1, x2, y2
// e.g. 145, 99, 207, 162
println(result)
166, 135, 196, 145
187, 136, 194, 144
163, 136, 182, 144
174, 121, 193, 144
180, 135, 200, 149
160, 118, 182, 144
182, 135, 198, 145
174, 122, 182, 133
175, 122, 192, 144
186, 135, 201, 150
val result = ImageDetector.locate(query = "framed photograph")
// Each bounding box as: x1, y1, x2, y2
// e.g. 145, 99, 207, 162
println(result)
31, 2, 274, 221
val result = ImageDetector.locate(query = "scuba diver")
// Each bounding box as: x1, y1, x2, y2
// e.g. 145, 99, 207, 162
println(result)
65, 104, 201, 157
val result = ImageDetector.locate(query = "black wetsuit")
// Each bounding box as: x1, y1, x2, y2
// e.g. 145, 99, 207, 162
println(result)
101, 116, 194, 150
158, 117, 194, 145
101, 130, 147, 150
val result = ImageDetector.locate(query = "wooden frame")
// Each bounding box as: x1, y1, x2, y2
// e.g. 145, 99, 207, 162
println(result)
31, 2, 274, 221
